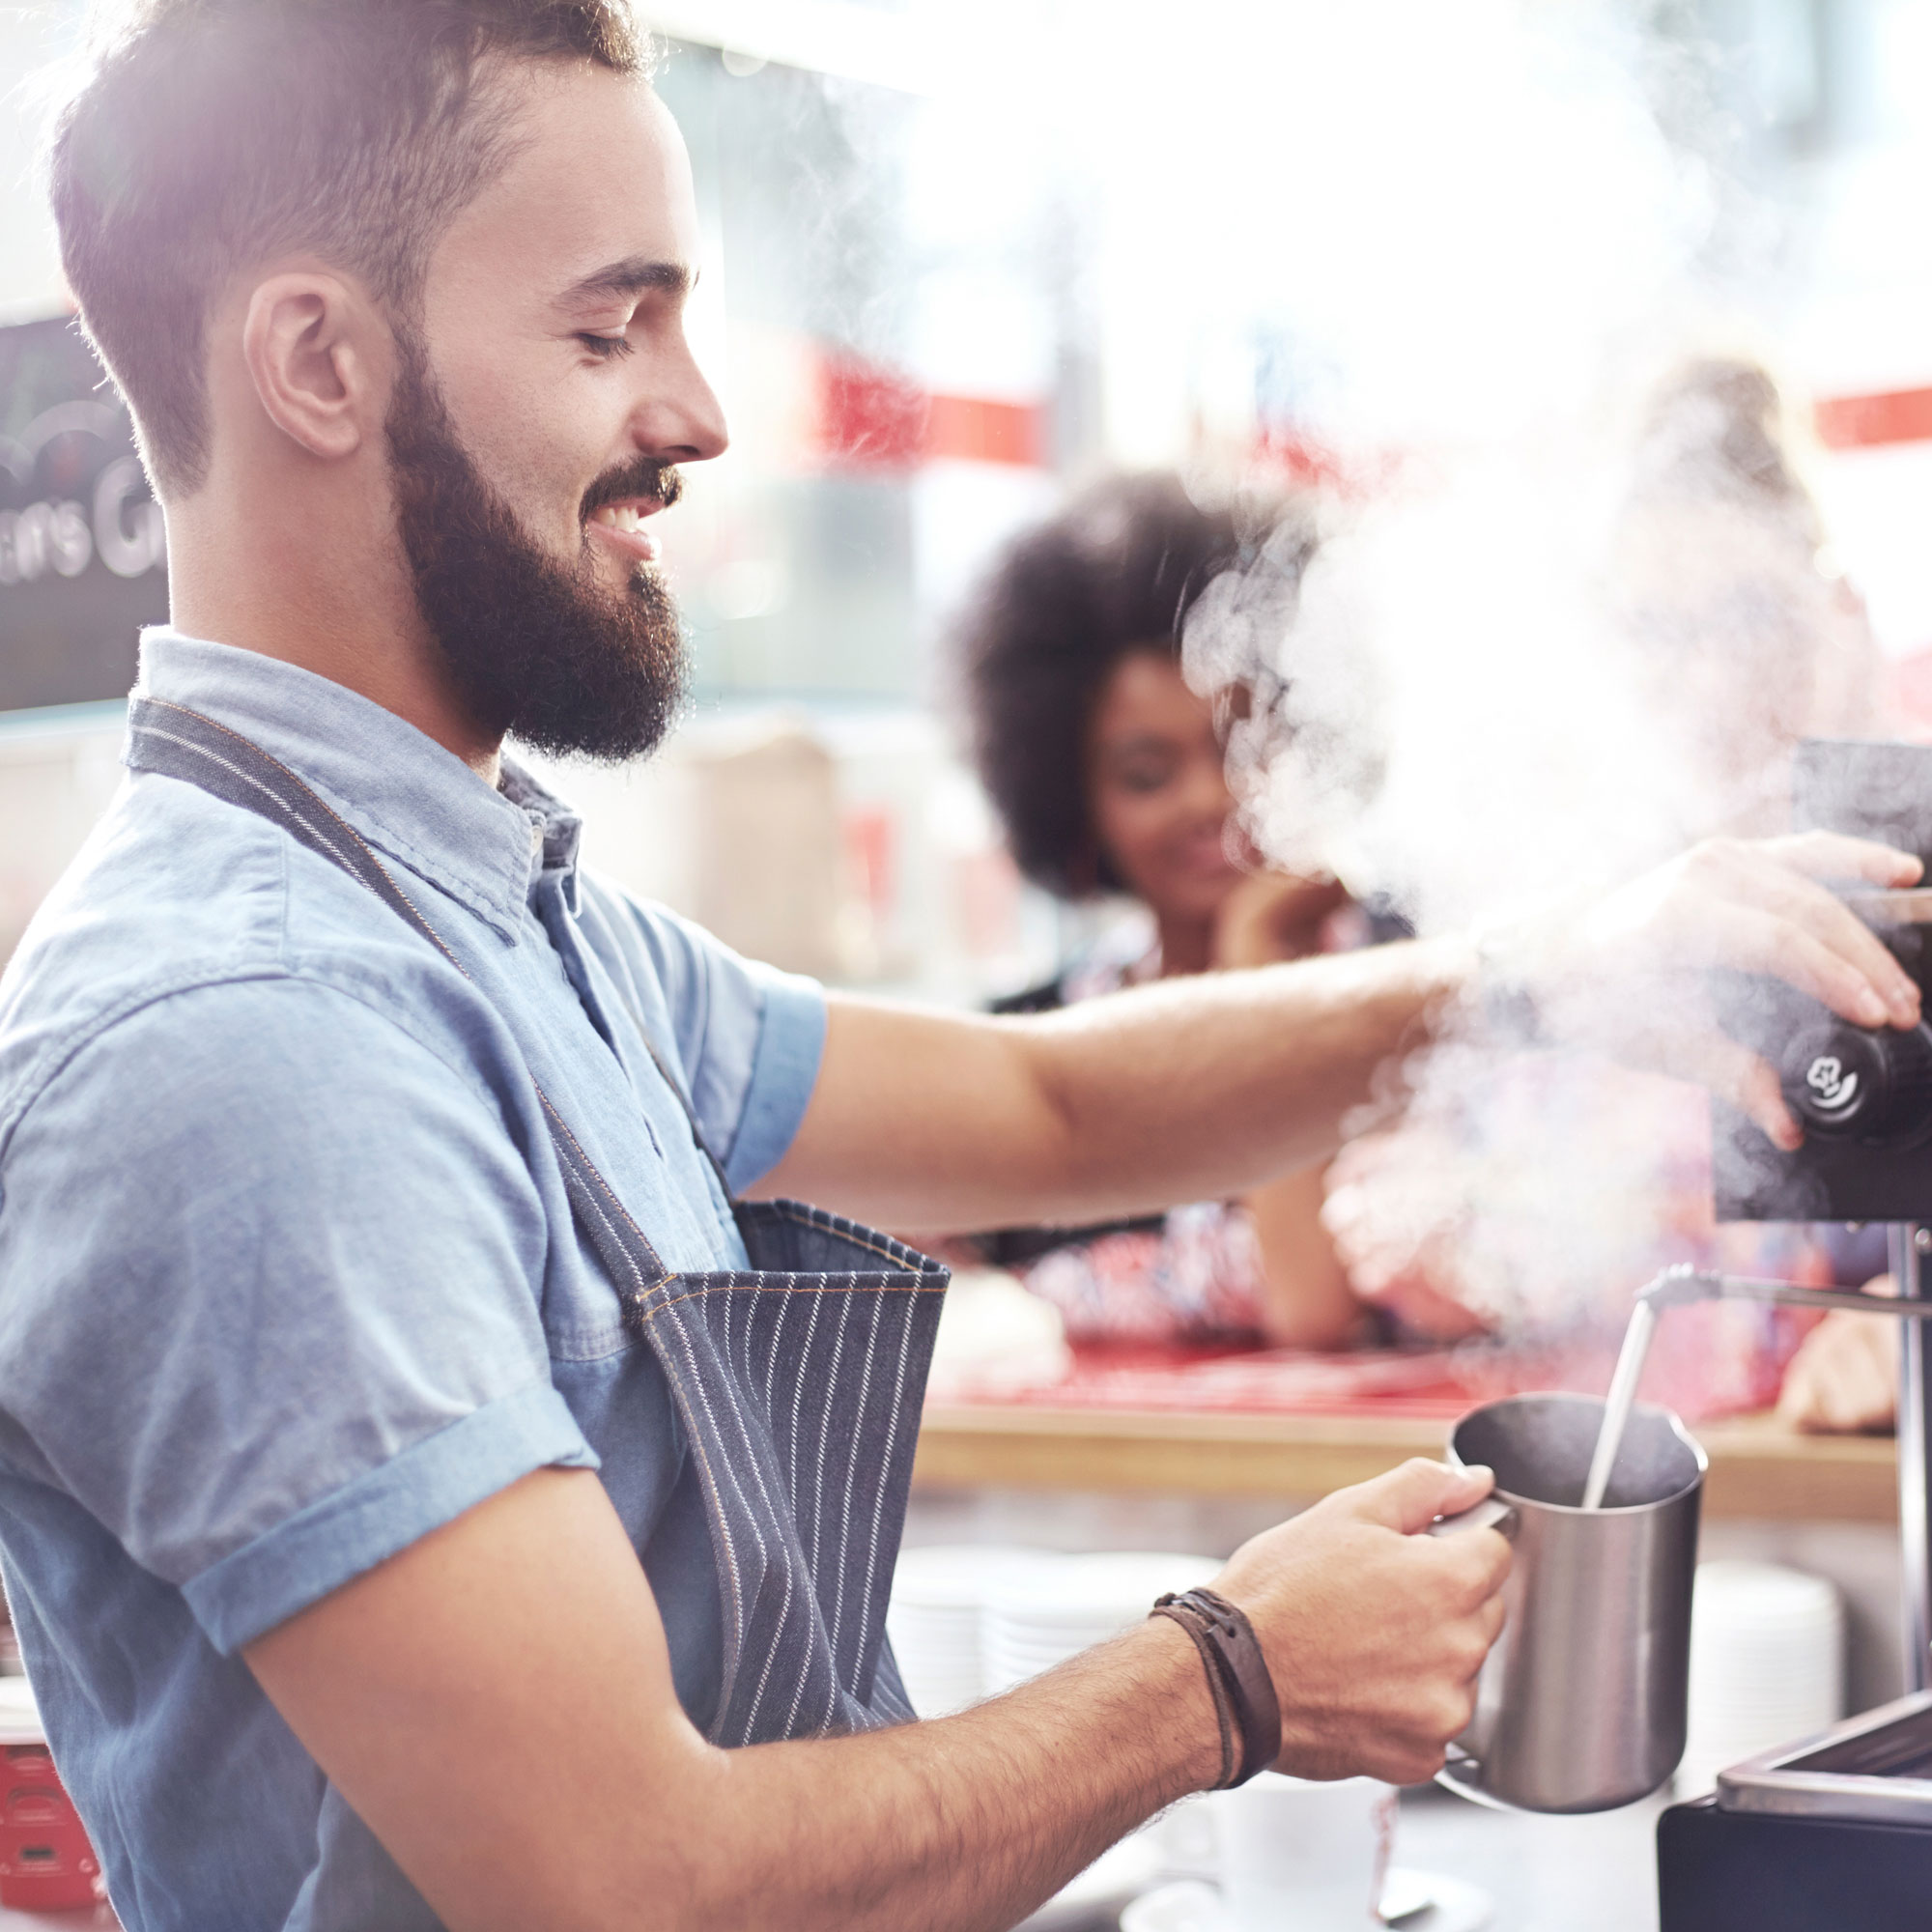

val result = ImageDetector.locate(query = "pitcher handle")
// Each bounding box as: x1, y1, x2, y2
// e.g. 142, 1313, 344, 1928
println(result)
1427, 1495, 1519, 1541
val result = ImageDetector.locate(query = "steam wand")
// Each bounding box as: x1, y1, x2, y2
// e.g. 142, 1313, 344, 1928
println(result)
1582, 1232, 1932, 1695
1632, 1265, 1912, 1320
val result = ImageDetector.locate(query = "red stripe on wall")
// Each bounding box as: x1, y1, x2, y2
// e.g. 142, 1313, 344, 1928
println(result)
1815, 387, 1932, 450
814, 352, 1045, 471
925, 393, 1044, 467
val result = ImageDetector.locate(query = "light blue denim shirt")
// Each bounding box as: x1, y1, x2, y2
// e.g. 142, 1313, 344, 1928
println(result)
0, 630, 827, 1931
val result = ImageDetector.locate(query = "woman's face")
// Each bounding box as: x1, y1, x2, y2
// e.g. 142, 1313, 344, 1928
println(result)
1085, 648, 1245, 924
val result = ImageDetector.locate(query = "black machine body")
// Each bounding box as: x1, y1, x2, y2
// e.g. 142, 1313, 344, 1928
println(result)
1687, 753, 1932, 1930
1713, 739, 1932, 1223
1658, 1797, 1932, 1930
1660, 1692, 1932, 1924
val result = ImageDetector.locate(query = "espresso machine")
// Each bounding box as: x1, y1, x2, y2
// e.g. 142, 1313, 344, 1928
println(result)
1657, 738, 1932, 1929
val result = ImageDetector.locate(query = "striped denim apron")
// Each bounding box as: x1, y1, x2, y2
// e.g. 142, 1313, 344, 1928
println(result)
125, 698, 949, 1747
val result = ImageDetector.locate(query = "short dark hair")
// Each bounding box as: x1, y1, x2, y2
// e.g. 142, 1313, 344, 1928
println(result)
956, 472, 1314, 898
47, 0, 647, 497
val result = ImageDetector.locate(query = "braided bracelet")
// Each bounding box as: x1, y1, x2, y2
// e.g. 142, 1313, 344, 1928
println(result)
1150, 1586, 1282, 1789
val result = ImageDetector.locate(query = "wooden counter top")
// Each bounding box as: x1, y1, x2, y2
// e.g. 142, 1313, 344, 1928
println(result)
911, 1404, 1900, 1521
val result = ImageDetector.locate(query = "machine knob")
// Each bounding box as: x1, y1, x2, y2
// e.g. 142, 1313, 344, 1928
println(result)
1783, 1020, 1932, 1145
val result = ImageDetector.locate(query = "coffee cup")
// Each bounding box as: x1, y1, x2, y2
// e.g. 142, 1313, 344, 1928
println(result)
1211, 1771, 1394, 1929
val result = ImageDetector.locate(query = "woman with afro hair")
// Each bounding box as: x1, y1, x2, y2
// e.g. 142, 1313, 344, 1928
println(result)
956, 472, 1392, 1350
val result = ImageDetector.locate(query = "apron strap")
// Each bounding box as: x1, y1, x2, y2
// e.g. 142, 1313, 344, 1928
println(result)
126, 696, 680, 1307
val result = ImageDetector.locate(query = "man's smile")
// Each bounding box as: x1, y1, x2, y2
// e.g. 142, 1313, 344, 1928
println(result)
587, 497, 664, 562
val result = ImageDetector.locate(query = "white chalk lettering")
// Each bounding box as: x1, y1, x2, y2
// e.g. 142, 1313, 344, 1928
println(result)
93, 458, 165, 580
0, 463, 163, 587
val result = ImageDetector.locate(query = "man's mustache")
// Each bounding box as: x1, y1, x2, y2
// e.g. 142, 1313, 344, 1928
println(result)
581, 459, 683, 523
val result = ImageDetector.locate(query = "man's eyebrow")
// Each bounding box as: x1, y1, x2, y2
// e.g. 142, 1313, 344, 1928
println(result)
556, 256, 693, 307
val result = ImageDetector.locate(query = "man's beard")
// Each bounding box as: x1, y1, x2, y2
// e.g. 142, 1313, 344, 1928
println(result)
384, 336, 687, 762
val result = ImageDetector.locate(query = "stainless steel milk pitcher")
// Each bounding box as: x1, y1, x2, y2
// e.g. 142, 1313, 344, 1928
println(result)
1433, 1391, 1706, 1814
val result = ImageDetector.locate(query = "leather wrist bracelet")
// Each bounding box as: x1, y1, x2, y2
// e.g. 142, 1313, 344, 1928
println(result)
1150, 1587, 1282, 1789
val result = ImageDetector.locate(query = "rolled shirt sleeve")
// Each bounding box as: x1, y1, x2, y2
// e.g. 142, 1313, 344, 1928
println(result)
0, 975, 598, 1655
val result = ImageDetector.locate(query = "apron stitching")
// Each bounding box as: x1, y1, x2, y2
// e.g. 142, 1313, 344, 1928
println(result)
853, 1298, 920, 1683
762, 1282, 794, 1429
755, 1201, 924, 1268
737, 1280, 758, 1400
539, 1096, 675, 1293
733, 1290, 799, 1743
805, 1294, 855, 1579
784, 1291, 827, 1535
781, 1290, 831, 1741
546, 1115, 650, 1296
673, 1291, 793, 1745
637, 1277, 939, 1320
799, 1299, 854, 1739
827, 1293, 882, 1676
704, 1284, 804, 1747
658, 1297, 757, 1712
737, 1489, 798, 1744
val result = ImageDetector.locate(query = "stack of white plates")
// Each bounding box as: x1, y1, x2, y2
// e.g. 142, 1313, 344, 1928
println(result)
887, 1545, 1052, 1718
1678, 1560, 1844, 1796
984, 1551, 1222, 1692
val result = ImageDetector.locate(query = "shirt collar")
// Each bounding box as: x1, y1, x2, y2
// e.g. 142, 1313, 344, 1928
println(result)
129, 628, 584, 939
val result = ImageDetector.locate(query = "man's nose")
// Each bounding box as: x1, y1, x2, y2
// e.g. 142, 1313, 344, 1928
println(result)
630, 332, 728, 465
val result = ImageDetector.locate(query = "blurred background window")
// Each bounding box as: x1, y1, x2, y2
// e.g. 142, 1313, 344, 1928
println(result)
11, 0, 1932, 996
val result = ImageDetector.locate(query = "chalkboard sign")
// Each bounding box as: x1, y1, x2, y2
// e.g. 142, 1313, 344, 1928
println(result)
0, 315, 167, 713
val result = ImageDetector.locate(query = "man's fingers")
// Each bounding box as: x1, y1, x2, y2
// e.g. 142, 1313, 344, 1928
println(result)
1708, 889, 1917, 1036
1350, 1457, 1494, 1534
1432, 1522, 1514, 1607
1476, 1590, 1507, 1648
1721, 862, 1921, 1024
1760, 831, 1923, 889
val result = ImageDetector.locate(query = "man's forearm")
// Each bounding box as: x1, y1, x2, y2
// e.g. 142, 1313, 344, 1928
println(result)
1017, 934, 1475, 1224
251, 1465, 1222, 1932
765, 935, 1474, 1231
680, 1617, 1219, 1932
769, 832, 1926, 1232
247, 1464, 1507, 1932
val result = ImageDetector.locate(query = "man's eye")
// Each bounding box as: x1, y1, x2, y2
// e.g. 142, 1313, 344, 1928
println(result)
578, 332, 635, 360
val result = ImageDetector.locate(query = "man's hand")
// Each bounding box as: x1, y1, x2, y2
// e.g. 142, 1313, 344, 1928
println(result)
1502, 832, 1923, 1151
1212, 1459, 1509, 1784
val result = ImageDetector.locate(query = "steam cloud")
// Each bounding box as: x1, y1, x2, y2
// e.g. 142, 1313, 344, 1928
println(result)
698, 3, 1874, 1336
1118, 5, 1879, 1336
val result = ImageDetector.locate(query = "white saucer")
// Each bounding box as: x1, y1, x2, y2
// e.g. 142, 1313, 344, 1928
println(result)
1121, 1870, 1493, 1932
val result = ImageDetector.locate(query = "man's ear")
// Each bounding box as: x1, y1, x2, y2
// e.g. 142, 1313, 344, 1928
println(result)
240, 272, 386, 463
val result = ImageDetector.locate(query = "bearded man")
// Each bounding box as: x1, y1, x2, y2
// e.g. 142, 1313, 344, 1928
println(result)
0, 5, 1917, 1928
